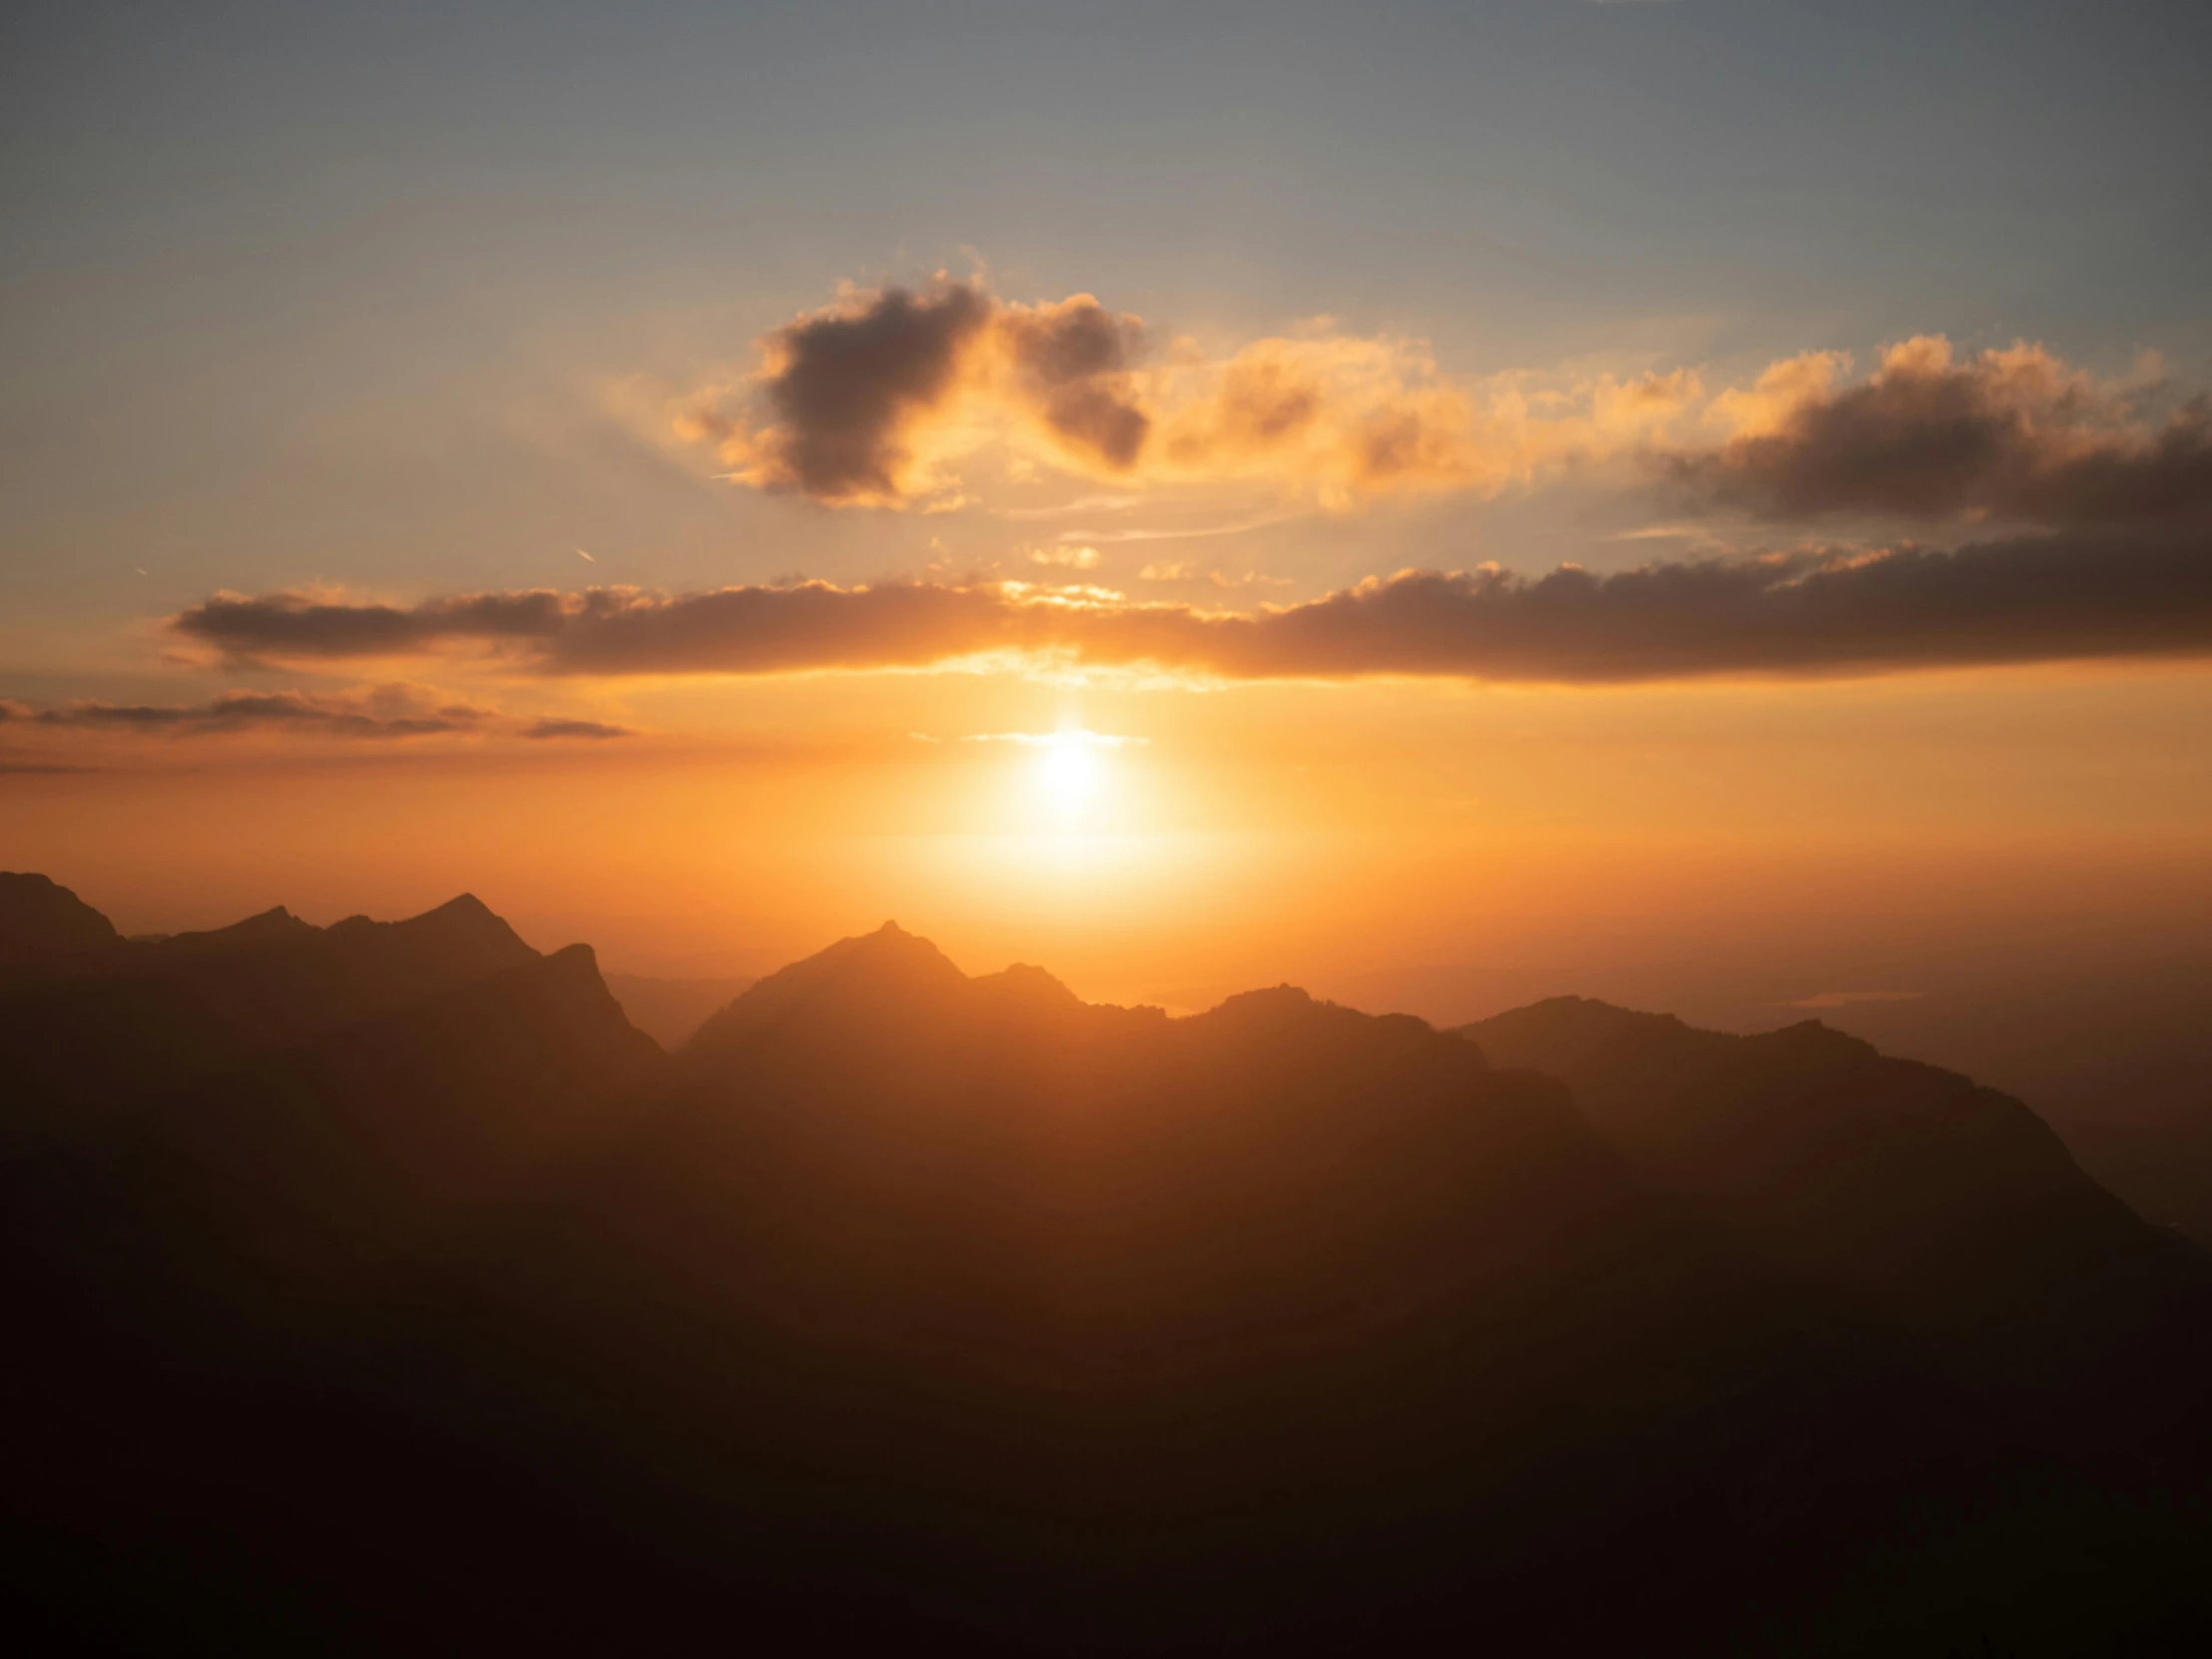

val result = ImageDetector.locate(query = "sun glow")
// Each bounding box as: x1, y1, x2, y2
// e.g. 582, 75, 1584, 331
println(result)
1034, 732, 1108, 828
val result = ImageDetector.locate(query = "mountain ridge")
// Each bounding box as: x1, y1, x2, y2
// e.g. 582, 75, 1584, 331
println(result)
4, 876, 2208, 1652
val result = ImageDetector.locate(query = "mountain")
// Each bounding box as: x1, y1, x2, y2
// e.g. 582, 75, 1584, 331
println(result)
4, 890, 2208, 1653
4, 899, 665, 1652
1794, 954, 2212, 1248
0, 869, 122, 967
1461, 998, 2212, 1483
0, 884, 541, 1128
431, 926, 2207, 1650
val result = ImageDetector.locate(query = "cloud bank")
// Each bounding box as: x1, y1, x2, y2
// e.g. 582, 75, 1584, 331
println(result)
676, 274, 2210, 535
1668, 337, 2212, 527
170, 527, 2212, 685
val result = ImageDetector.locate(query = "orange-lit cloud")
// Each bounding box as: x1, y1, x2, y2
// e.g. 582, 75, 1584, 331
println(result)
168, 527, 2212, 684
677, 278, 2209, 529
672, 276, 1544, 509
1668, 336, 2212, 526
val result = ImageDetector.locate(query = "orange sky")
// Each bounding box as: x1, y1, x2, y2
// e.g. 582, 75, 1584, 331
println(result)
10, 655, 2208, 1022
6, 7, 2210, 1021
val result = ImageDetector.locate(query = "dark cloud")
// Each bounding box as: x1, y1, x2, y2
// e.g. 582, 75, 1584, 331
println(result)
174, 582, 1014, 674
1000, 296, 1150, 469
1670, 339, 2212, 528
174, 591, 599, 665
674, 275, 1515, 506
700, 281, 995, 504
522, 718, 632, 741
710, 280, 1155, 500
166, 527, 2212, 684
30, 687, 491, 738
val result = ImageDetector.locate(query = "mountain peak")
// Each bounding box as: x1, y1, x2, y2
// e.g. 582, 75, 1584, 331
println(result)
0, 871, 123, 966
396, 892, 529, 948
158, 904, 316, 955
684, 920, 967, 1053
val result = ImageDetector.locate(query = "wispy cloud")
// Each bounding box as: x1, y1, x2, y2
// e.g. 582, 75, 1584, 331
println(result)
1029, 545, 1102, 570
31, 685, 489, 739
521, 718, 632, 741
5, 684, 637, 743
1782, 991, 1925, 1010
961, 730, 1147, 747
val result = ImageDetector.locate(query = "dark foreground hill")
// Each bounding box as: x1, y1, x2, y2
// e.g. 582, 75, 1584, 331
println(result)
3, 876, 2208, 1654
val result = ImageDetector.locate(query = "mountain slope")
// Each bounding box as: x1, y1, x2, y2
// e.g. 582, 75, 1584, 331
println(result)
5, 934, 665, 1651
0, 888, 541, 1127
3, 901, 2206, 1653
1461, 997, 2212, 1479
405, 926, 2198, 1652
0, 869, 122, 968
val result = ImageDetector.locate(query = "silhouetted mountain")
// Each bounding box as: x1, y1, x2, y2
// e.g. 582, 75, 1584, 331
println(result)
0, 870, 121, 968
603, 970, 755, 1047
0, 888, 540, 1127
3, 893, 2207, 1654
1462, 997, 2212, 1485
1795, 953, 2212, 1247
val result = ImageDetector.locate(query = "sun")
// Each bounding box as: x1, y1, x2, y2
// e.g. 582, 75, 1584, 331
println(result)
1033, 732, 1108, 828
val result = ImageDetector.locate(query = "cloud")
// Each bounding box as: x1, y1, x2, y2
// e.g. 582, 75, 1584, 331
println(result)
1667, 336, 2212, 528
1030, 545, 1102, 570
521, 718, 632, 741
5, 684, 638, 745
166, 525, 2212, 684
673, 276, 1512, 509
31, 685, 490, 738
174, 583, 1015, 675
683, 281, 993, 504
1782, 991, 1924, 1010
670, 280, 2212, 530
0, 699, 31, 722
962, 730, 1147, 748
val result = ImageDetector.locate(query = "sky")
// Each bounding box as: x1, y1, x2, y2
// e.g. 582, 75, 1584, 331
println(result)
3, 0, 2210, 1013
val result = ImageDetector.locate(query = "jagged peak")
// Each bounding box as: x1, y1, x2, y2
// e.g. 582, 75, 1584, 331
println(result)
164, 904, 312, 946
